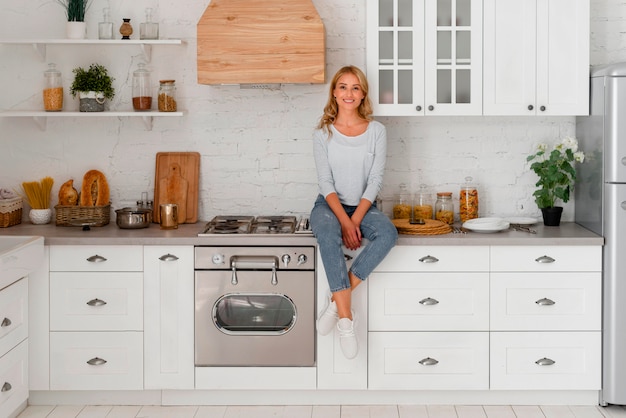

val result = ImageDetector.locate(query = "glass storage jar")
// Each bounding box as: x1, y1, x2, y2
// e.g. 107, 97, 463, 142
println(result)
98, 7, 114, 40
459, 176, 479, 222
43, 63, 63, 111
393, 183, 411, 219
412, 184, 433, 221
132, 63, 152, 111
140, 8, 159, 40
158, 80, 177, 112
435, 192, 454, 224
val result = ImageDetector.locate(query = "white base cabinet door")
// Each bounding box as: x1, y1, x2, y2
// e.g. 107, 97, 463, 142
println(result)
0, 279, 28, 356
50, 331, 143, 390
368, 332, 489, 390
490, 332, 601, 390
143, 246, 194, 390
0, 340, 28, 418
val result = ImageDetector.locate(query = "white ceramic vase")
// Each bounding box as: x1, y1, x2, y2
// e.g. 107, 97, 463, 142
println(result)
66, 21, 87, 39
29, 208, 52, 225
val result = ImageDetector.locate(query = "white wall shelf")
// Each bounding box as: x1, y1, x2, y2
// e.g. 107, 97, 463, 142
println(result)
0, 39, 184, 62
0, 110, 184, 131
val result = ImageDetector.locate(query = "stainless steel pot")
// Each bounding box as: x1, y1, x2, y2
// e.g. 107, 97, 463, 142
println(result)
115, 207, 152, 229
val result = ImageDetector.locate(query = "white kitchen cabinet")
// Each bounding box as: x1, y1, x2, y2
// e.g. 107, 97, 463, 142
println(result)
483, 0, 589, 115
143, 246, 194, 390
489, 245, 601, 390
0, 279, 28, 357
0, 39, 185, 130
0, 340, 28, 418
366, 0, 482, 116
48, 245, 144, 391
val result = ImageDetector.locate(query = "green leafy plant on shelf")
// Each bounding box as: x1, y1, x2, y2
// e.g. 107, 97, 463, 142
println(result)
70, 63, 115, 100
56, 0, 92, 22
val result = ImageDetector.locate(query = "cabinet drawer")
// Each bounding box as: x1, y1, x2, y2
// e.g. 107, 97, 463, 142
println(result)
50, 245, 143, 272
50, 332, 143, 390
375, 246, 489, 272
0, 340, 28, 418
368, 332, 489, 390
50, 272, 143, 331
490, 332, 601, 390
369, 272, 489, 331
491, 273, 601, 331
490, 246, 601, 272
0, 278, 27, 356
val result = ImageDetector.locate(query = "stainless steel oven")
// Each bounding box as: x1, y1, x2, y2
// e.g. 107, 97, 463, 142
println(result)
195, 216, 315, 367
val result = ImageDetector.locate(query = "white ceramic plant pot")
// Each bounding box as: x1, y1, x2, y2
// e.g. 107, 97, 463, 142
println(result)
66, 21, 87, 39
29, 208, 52, 225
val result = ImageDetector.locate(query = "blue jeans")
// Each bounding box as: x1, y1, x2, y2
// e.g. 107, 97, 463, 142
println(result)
310, 194, 398, 293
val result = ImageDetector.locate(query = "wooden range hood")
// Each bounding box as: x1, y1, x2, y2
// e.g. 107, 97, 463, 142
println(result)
197, 0, 325, 85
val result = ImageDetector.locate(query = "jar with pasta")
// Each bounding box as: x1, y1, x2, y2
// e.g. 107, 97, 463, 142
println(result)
158, 80, 177, 112
459, 176, 479, 222
435, 192, 454, 225
393, 183, 411, 219
43, 63, 63, 111
412, 184, 432, 222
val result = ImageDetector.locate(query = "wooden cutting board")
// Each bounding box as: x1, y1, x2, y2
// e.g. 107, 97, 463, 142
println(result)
154, 152, 200, 224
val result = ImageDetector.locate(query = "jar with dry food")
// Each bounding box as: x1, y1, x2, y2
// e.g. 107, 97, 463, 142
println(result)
435, 192, 454, 225
392, 183, 411, 219
412, 184, 433, 221
132, 63, 152, 111
158, 80, 177, 112
43, 63, 63, 111
459, 176, 479, 222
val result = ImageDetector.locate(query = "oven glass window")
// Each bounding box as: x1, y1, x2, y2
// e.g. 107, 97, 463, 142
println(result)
213, 293, 297, 334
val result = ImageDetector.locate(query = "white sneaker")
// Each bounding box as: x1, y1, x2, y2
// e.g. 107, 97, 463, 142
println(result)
337, 317, 358, 359
316, 297, 338, 336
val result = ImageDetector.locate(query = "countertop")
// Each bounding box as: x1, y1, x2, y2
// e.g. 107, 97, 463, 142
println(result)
0, 221, 604, 246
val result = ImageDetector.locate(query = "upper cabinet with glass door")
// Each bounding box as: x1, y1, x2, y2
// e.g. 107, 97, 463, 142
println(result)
366, 0, 483, 116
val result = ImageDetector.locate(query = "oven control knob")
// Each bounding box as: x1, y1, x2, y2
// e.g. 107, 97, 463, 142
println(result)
281, 254, 291, 267
297, 254, 307, 266
212, 253, 225, 265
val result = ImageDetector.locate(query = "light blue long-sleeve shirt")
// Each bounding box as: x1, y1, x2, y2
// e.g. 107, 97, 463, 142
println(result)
313, 120, 387, 206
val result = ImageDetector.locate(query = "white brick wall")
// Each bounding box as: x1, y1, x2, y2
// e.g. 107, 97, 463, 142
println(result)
0, 0, 621, 222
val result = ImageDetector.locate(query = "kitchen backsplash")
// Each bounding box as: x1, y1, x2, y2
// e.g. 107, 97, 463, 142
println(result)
0, 0, 622, 223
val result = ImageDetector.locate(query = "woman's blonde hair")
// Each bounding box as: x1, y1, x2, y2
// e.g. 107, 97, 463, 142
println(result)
317, 65, 373, 135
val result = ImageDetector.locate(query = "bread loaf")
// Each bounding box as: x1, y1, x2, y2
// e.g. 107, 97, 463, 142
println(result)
80, 170, 110, 206
58, 179, 78, 206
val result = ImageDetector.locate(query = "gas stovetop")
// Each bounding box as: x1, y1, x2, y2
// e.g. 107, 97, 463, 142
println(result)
198, 215, 311, 236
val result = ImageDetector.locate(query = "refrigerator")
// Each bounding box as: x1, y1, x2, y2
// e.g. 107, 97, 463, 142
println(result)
576, 62, 626, 406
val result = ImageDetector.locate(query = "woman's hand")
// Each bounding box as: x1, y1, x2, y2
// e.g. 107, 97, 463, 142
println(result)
341, 218, 362, 250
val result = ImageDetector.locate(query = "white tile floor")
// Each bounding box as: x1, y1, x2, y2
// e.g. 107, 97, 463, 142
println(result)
15, 404, 626, 418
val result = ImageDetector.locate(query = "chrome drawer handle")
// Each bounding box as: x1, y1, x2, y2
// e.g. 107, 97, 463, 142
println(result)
419, 255, 439, 263
1, 382, 11, 392
86, 254, 107, 263
159, 253, 179, 262
86, 298, 107, 307
419, 297, 439, 306
535, 357, 556, 366
535, 297, 556, 306
535, 255, 555, 264
418, 357, 439, 366
87, 357, 107, 366
1, 317, 11, 327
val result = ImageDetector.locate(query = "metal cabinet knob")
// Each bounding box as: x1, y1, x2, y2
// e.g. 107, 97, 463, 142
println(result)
535, 255, 555, 264
535, 297, 556, 306
419, 357, 439, 366
428, 105, 434, 111
419, 297, 439, 306
416, 105, 422, 112
1, 382, 11, 392
86, 357, 107, 366
1, 317, 11, 327
540, 106, 546, 111
86, 298, 107, 307
419, 255, 439, 263
159, 253, 179, 262
535, 357, 556, 366
86, 254, 107, 263
528, 105, 534, 111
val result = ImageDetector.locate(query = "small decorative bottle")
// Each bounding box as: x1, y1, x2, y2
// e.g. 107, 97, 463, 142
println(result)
98, 8, 114, 40
120, 18, 133, 40
435, 192, 454, 225
43, 63, 63, 112
140, 8, 159, 40
158, 80, 177, 112
132, 63, 152, 111
459, 176, 479, 222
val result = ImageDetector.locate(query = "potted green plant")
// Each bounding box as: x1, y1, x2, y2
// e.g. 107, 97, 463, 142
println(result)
56, 0, 92, 39
526, 136, 585, 226
70, 63, 115, 112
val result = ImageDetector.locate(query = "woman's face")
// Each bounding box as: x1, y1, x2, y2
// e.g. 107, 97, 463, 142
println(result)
333, 72, 365, 112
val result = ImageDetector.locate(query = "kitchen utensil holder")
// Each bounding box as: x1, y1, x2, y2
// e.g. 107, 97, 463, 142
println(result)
0, 197, 22, 227
54, 203, 111, 227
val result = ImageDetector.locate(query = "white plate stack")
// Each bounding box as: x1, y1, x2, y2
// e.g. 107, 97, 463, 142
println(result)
462, 217, 510, 233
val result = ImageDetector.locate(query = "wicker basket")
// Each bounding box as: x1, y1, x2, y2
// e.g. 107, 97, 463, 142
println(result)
0, 197, 23, 228
54, 204, 111, 227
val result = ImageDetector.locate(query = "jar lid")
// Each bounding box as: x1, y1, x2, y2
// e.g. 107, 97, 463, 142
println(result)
159, 79, 175, 84
437, 192, 452, 197
44, 63, 61, 76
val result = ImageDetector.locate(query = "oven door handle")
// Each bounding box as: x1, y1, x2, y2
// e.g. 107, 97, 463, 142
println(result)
230, 256, 279, 286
